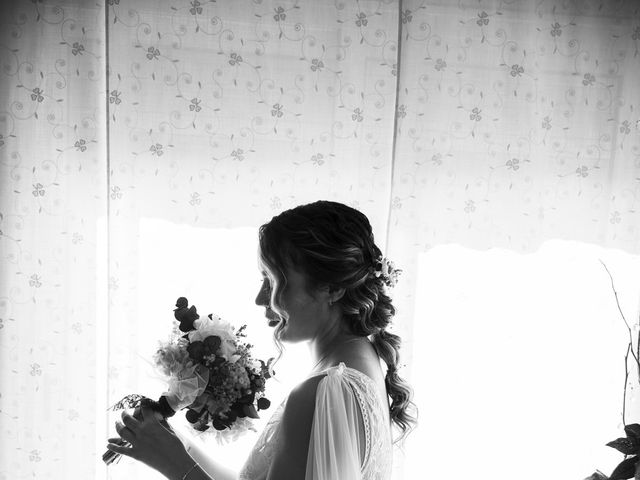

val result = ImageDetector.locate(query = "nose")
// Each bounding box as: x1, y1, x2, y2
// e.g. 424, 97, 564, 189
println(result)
255, 279, 269, 307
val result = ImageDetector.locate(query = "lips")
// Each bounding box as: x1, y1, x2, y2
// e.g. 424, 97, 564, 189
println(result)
265, 308, 280, 327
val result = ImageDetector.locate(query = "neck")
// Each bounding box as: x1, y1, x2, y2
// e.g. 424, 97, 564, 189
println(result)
309, 323, 364, 372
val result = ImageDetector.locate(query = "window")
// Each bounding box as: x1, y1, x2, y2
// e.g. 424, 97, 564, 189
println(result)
403, 240, 640, 479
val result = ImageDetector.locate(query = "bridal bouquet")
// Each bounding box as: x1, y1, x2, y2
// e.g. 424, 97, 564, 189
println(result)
103, 297, 275, 465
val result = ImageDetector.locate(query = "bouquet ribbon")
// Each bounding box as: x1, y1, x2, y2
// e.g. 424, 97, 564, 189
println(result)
164, 363, 210, 412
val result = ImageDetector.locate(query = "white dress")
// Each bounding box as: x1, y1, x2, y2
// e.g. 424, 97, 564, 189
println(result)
238, 362, 393, 480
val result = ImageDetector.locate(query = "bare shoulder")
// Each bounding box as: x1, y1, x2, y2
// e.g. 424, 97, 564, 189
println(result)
266, 375, 325, 480
336, 339, 387, 390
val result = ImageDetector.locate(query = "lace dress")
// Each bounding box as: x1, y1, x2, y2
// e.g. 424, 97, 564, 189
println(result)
239, 362, 393, 480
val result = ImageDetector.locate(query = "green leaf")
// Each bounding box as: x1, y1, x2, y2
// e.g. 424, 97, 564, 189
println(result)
584, 471, 608, 480
607, 438, 638, 455
625, 424, 640, 440
609, 455, 639, 480
243, 404, 259, 419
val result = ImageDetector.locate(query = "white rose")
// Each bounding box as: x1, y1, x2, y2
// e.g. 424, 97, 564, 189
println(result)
189, 313, 238, 361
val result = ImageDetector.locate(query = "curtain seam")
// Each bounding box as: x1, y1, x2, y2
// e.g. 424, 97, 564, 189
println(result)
104, 0, 112, 452
384, 0, 402, 256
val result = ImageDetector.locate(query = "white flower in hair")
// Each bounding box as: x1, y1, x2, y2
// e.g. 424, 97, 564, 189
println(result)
373, 255, 401, 288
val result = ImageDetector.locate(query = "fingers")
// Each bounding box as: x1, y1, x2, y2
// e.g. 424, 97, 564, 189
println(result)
140, 403, 159, 423
121, 410, 141, 430
106, 441, 137, 460
115, 420, 136, 443
159, 419, 174, 433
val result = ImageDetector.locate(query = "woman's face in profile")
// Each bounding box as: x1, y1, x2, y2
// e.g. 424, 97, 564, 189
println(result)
255, 265, 327, 344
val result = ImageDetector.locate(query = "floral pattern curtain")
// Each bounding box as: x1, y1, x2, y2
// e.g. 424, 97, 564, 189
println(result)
0, 1, 107, 477
1, 0, 639, 478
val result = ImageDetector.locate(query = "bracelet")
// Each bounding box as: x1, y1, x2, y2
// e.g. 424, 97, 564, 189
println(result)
181, 461, 199, 480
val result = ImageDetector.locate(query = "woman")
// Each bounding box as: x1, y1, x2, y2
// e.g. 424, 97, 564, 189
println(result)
107, 200, 416, 480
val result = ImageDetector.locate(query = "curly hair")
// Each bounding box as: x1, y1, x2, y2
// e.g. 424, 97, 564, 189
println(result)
258, 200, 417, 442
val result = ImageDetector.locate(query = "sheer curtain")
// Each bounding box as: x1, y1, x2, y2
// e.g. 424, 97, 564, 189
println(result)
1, 0, 639, 479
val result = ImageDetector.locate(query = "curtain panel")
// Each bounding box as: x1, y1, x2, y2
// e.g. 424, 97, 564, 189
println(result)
1, 0, 639, 478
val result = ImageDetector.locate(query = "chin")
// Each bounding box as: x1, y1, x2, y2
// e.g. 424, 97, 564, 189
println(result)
277, 324, 305, 344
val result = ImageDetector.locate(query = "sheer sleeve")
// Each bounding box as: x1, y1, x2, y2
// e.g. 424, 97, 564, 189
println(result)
305, 363, 364, 480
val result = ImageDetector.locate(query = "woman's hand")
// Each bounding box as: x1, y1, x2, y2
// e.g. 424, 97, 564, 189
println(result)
106, 403, 193, 479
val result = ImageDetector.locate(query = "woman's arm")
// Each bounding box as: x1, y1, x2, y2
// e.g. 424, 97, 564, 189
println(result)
108, 404, 238, 480
265, 370, 365, 480
173, 429, 237, 480
265, 375, 324, 480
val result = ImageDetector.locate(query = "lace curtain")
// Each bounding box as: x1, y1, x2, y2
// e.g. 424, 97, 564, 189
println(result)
1, 0, 639, 478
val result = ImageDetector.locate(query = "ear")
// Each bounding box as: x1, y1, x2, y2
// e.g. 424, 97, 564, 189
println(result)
314, 284, 345, 304
327, 286, 345, 304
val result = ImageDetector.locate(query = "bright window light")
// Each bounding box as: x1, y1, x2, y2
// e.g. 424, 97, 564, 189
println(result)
402, 240, 640, 479
134, 219, 310, 474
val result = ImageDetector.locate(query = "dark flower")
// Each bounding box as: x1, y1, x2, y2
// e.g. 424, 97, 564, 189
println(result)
401, 9, 412, 24
174, 298, 200, 332
470, 107, 482, 121
435, 58, 447, 71
187, 341, 205, 362
506, 158, 520, 170
632, 26, 640, 41
550, 22, 562, 37
311, 153, 324, 165
175, 297, 189, 309
396, 104, 407, 118
542, 116, 552, 130
351, 107, 363, 122
185, 408, 204, 423
203, 335, 221, 356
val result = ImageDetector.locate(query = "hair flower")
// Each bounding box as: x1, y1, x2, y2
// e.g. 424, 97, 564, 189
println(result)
372, 255, 402, 288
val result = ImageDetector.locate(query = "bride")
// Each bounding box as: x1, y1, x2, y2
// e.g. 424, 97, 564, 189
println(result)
107, 200, 417, 480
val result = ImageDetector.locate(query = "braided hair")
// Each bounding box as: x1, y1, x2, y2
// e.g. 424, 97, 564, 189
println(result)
258, 200, 417, 441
